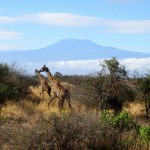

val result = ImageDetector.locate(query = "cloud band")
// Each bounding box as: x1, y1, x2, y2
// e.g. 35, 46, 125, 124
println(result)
0, 13, 150, 34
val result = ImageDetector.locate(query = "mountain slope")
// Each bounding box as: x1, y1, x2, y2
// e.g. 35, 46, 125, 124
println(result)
0, 38, 150, 63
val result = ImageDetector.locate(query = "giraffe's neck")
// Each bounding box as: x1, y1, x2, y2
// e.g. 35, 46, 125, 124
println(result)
37, 72, 45, 83
47, 71, 54, 82
47, 71, 57, 86
46, 70, 65, 92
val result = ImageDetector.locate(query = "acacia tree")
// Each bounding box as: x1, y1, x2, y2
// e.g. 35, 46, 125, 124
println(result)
82, 57, 135, 113
100, 57, 136, 112
101, 57, 128, 96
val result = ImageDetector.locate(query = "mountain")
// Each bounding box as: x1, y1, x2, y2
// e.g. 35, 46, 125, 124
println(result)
0, 38, 150, 64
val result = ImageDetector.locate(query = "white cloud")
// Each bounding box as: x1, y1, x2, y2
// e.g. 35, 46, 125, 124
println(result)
0, 16, 17, 23
0, 30, 22, 40
120, 58, 150, 71
25, 60, 101, 75
0, 13, 150, 34
47, 58, 150, 72
26, 13, 150, 34
31, 58, 150, 71
0, 13, 100, 26
46, 60, 101, 69
106, 20, 150, 34
20, 13, 101, 27
23, 58, 150, 75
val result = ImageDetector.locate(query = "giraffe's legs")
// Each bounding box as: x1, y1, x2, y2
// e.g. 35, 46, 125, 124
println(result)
61, 98, 65, 108
41, 86, 45, 100
60, 97, 68, 108
47, 86, 52, 98
67, 97, 72, 109
58, 96, 64, 113
58, 98, 62, 113
48, 93, 57, 114
64, 89, 72, 110
61, 96, 72, 112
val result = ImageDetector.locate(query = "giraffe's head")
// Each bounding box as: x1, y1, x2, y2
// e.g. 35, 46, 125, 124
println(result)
39, 65, 49, 73
35, 69, 39, 75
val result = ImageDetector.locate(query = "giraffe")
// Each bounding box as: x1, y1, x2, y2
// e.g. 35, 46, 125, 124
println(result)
39, 65, 72, 111
35, 69, 51, 100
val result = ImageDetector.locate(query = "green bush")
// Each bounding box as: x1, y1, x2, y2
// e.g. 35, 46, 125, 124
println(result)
0, 63, 38, 105
100, 110, 150, 146
139, 126, 150, 143
112, 112, 137, 131
100, 111, 138, 132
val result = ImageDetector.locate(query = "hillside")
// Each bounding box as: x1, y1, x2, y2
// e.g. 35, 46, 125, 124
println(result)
0, 38, 150, 64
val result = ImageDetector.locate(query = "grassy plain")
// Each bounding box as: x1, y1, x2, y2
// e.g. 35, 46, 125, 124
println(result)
0, 82, 149, 150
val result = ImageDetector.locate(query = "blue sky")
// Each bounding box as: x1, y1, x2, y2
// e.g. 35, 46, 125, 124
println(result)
0, 0, 150, 53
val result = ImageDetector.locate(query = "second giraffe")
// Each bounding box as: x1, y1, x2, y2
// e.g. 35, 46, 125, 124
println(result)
35, 69, 51, 100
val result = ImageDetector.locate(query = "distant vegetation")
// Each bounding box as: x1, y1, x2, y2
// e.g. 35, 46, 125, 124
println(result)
0, 58, 150, 150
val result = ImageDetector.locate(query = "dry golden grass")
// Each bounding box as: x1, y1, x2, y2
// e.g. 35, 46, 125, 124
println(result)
0, 83, 78, 123
125, 102, 145, 116
1, 83, 146, 122
124, 102, 144, 116
1, 101, 29, 120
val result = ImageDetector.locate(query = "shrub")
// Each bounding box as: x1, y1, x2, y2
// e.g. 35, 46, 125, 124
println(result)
100, 111, 139, 132
0, 111, 148, 150
139, 126, 150, 143
0, 63, 38, 106
23, 112, 121, 150
112, 111, 138, 131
